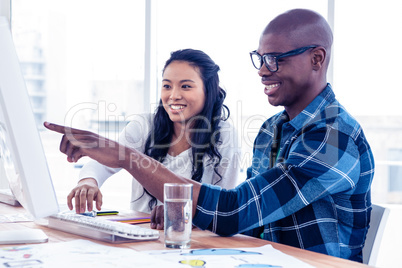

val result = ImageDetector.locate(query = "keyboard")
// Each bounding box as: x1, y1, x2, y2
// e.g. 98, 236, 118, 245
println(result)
47, 212, 159, 243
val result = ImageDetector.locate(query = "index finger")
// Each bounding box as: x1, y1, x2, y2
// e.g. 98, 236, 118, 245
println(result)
44, 121, 87, 135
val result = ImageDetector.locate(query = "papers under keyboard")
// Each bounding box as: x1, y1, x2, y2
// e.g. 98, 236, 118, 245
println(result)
47, 213, 159, 243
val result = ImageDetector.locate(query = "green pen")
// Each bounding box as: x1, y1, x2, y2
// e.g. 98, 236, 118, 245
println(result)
96, 210, 119, 216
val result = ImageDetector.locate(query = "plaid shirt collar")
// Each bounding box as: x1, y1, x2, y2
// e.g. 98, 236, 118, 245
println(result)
271, 83, 336, 132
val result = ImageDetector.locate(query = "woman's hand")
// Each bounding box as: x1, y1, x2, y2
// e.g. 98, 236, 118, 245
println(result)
67, 178, 102, 213
150, 205, 164, 230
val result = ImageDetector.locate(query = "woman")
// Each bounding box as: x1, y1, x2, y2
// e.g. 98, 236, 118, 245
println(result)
70, 49, 241, 213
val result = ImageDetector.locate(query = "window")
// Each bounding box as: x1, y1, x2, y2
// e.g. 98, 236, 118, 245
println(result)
388, 149, 402, 204
9, 0, 147, 208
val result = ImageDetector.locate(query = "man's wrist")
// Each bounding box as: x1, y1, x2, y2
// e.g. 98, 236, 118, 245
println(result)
121, 148, 160, 175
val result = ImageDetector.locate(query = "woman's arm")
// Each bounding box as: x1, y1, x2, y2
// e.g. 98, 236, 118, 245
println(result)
214, 121, 243, 188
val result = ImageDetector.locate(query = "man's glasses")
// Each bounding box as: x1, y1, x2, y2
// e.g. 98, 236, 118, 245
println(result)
249, 45, 318, 72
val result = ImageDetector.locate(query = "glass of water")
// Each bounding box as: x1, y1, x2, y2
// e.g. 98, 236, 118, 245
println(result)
164, 183, 193, 249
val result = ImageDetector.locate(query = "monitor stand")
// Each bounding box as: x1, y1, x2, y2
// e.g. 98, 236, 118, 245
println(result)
0, 188, 21, 206
0, 161, 20, 206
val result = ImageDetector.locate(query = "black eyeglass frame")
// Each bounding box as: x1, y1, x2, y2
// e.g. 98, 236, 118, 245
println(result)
249, 45, 318, 72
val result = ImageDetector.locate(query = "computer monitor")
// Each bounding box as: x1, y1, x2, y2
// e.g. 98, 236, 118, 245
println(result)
0, 16, 59, 220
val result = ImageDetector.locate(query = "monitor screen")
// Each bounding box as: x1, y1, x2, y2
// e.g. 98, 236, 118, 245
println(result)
0, 16, 59, 219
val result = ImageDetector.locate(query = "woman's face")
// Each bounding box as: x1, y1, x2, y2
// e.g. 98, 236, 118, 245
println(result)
161, 61, 206, 126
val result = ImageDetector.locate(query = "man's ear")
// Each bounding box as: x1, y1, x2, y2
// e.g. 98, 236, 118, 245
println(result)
311, 47, 326, 71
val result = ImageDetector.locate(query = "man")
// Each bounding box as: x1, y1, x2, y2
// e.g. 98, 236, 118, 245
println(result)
45, 9, 374, 262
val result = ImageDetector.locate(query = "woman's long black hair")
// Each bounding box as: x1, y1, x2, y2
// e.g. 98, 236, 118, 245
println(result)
132, 49, 230, 211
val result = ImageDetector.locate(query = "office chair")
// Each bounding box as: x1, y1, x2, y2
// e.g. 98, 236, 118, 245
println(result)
362, 204, 390, 266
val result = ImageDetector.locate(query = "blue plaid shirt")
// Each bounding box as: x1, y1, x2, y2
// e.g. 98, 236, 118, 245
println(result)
193, 84, 375, 262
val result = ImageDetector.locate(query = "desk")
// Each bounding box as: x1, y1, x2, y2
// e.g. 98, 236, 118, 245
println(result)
0, 203, 370, 267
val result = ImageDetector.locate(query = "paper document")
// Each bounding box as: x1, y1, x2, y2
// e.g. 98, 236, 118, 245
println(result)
144, 244, 314, 268
0, 240, 181, 267
0, 239, 313, 267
